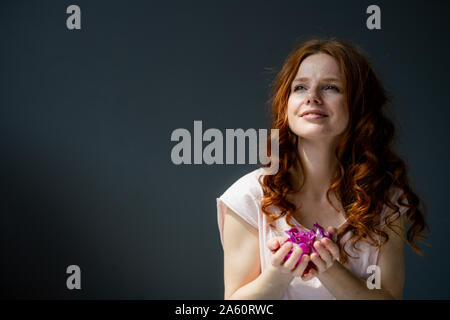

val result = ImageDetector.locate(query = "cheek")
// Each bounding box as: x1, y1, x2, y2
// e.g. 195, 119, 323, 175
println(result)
335, 107, 349, 134
286, 97, 299, 121
331, 99, 349, 124
288, 93, 306, 112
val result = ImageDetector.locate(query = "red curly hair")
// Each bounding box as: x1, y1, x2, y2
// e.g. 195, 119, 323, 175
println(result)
259, 37, 429, 264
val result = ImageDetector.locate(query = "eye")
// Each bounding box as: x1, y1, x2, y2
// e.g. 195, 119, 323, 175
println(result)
293, 85, 305, 92
325, 85, 339, 91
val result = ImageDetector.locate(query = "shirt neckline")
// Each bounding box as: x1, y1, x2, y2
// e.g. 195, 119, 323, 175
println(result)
290, 215, 348, 231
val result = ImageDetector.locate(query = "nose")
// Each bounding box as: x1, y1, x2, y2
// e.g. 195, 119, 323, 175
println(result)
306, 89, 322, 105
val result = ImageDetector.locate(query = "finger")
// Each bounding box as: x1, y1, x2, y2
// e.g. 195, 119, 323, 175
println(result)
300, 261, 316, 280
267, 236, 287, 251
314, 241, 333, 267
283, 247, 303, 271
301, 268, 317, 281
292, 254, 310, 277
327, 226, 334, 236
327, 226, 337, 242
271, 241, 293, 266
267, 238, 281, 251
310, 252, 327, 273
321, 238, 340, 260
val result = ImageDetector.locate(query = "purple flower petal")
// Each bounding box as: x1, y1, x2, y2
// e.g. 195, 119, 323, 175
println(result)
280, 223, 333, 263
298, 243, 309, 255
313, 222, 331, 240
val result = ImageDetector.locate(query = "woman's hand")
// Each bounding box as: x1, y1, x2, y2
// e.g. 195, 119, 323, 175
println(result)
266, 236, 311, 279
302, 226, 340, 281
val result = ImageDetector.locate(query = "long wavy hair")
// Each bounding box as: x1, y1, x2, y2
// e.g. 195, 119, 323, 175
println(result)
259, 37, 429, 264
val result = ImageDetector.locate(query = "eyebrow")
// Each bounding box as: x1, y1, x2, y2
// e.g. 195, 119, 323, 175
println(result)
292, 77, 342, 84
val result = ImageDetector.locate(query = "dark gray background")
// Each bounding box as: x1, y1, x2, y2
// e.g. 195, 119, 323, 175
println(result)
0, 0, 448, 299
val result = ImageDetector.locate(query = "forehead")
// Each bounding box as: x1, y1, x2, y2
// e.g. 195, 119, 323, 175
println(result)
295, 53, 342, 79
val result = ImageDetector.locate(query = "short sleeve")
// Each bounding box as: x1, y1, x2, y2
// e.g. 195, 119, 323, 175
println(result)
216, 169, 263, 248
379, 187, 409, 229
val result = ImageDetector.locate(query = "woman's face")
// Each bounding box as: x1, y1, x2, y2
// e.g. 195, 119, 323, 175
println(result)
287, 53, 349, 142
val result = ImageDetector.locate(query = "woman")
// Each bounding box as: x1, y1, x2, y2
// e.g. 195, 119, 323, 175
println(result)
216, 38, 429, 300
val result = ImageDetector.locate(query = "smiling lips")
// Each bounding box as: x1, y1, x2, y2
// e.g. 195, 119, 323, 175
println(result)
300, 109, 328, 118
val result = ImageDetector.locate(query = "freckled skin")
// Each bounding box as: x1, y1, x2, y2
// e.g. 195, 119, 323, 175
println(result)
287, 53, 349, 143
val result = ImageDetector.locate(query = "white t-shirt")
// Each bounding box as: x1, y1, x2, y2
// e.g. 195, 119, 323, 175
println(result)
217, 167, 408, 300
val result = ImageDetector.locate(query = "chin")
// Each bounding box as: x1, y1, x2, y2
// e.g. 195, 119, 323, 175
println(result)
291, 127, 327, 137
293, 131, 328, 140
298, 135, 329, 141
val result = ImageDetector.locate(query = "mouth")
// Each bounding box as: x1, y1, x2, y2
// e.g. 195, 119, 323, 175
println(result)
300, 110, 328, 118
300, 112, 328, 120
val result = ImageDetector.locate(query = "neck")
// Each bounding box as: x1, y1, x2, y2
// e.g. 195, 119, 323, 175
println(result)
292, 137, 339, 202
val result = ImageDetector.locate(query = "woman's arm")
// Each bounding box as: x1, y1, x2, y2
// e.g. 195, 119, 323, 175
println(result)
222, 206, 294, 300
316, 214, 406, 299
